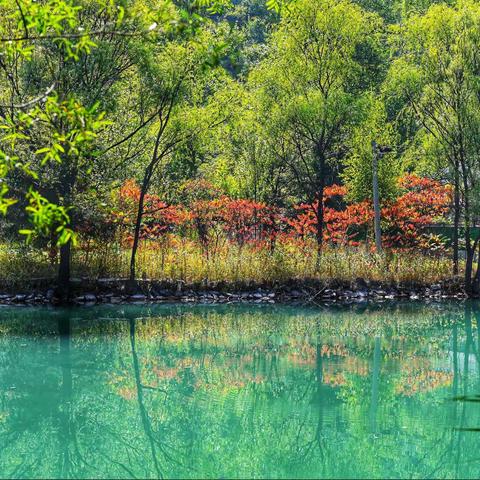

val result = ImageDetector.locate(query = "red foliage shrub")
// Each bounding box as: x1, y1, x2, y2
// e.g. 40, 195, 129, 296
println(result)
285, 174, 451, 250
114, 174, 451, 252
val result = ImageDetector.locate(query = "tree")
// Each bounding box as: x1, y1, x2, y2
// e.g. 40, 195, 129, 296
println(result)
0, 0, 125, 295
0, 0, 104, 235
0, 0, 231, 294
206, 85, 290, 211
24, 1, 144, 291
126, 32, 231, 284
387, 0, 480, 292
251, 0, 383, 259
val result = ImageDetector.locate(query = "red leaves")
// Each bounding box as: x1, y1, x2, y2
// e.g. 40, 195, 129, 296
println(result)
381, 175, 451, 249
189, 197, 282, 247
115, 180, 283, 246
281, 174, 451, 249
116, 180, 187, 243
113, 174, 451, 252
119, 178, 141, 202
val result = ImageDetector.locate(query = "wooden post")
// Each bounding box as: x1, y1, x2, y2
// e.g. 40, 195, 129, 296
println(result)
371, 141, 382, 253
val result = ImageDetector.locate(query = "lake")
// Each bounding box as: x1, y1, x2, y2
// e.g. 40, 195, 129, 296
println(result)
0, 302, 479, 478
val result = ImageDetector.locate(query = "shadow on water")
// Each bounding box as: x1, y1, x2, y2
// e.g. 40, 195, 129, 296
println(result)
0, 301, 480, 478
451, 304, 480, 440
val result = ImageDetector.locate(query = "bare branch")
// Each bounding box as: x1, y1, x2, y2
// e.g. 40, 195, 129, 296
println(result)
0, 83, 55, 109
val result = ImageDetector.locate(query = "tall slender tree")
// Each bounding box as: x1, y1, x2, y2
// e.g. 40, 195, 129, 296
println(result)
251, 0, 383, 258
388, 0, 480, 292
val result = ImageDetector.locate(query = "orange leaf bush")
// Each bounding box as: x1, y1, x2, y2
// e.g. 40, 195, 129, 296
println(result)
113, 174, 452, 254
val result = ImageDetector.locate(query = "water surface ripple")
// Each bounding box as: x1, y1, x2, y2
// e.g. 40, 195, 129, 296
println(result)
0, 302, 479, 479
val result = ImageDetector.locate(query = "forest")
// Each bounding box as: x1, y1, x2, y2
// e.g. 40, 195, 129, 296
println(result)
1, 0, 480, 299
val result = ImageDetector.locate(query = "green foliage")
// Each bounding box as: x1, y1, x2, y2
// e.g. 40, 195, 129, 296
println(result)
0, 0, 108, 244
264, 0, 291, 13
0, 0, 97, 60
2, 0, 480, 285
19, 189, 74, 245
0, 0, 223, 250
247, 0, 384, 205
343, 96, 400, 202
386, 0, 480, 226
4, 97, 107, 165
195, 0, 232, 14
0, 95, 108, 243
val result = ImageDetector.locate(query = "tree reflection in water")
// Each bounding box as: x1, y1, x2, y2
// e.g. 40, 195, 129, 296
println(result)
0, 302, 479, 478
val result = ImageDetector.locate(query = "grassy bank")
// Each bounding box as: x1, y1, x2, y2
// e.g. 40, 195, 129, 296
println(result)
0, 240, 457, 289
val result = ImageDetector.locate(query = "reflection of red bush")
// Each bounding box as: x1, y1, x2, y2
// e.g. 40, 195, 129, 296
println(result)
113, 174, 451, 251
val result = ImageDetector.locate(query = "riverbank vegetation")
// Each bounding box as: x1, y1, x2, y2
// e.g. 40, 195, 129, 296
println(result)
1, 0, 480, 296
0, 242, 453, 288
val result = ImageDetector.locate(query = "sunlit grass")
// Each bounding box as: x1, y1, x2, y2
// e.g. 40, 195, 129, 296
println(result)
76, 239, 456, 285
0, 239, 457, 287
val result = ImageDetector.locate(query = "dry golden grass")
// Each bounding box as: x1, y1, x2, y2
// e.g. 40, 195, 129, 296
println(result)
0, 239, 456, 287
76, 239, 455, 285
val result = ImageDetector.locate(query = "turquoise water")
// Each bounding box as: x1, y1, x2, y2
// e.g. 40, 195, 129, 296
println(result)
0, 302, 479, 478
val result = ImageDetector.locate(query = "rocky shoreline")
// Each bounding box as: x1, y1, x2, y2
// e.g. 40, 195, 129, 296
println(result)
0, 277, 469, 306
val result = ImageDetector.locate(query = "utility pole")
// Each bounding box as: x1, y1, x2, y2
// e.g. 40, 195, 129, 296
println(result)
371, 141, 382, 253
371, 141, 393, 254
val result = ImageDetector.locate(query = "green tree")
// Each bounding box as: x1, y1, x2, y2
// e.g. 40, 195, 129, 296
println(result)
0, 0, 231, 293
387, 0, 480, 292
0, 0, 104, 236
251, 0, 383, 256
0, 0, 126, 293
342, 96, 400, 203
206, 85, 290, 206
126, 30, 231, 283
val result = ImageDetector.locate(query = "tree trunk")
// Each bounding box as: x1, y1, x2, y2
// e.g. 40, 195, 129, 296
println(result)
471, 240, 480, 294
463, 211, 474, 294
453, 163, 460, 276
315, 188, 324, 262
129, 184, 147, 285
269, 213, 277, 253
314, 148, 326, 264
460, 158, 474, 294
58, 240, 71, 297
56, 158, 76, 300
129, 123, 165, 286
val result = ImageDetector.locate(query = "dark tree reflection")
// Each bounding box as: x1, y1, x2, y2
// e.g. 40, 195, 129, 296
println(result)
0, 303, 478, 478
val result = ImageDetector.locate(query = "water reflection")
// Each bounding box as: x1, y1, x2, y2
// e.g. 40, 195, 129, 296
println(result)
0, 303, 480, 478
